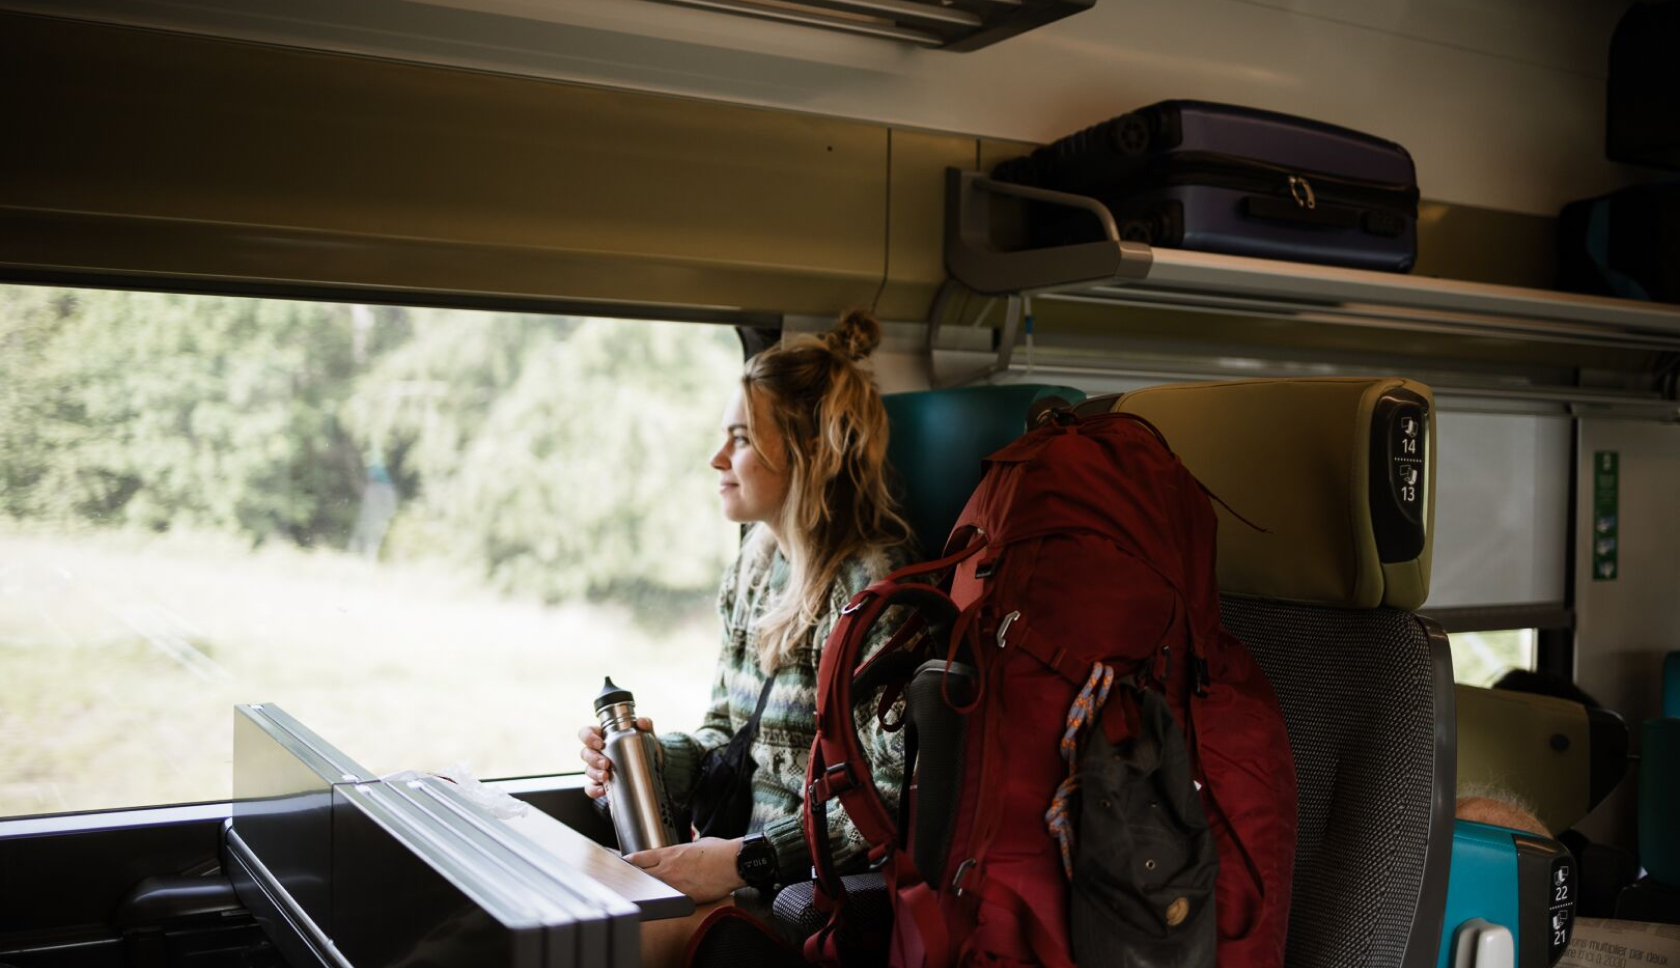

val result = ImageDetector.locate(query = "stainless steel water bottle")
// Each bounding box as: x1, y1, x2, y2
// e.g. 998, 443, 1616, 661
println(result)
593, 677, 680, 853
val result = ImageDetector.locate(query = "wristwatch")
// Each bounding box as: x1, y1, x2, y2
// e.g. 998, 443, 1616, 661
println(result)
736, 832, 779, 891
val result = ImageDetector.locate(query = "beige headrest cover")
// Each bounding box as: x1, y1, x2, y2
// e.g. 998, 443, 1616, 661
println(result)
1089, 377, 1435, 610
1456, 685, 1590, 836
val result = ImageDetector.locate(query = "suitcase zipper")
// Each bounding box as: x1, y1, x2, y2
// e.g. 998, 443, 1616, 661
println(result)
1132, 151, 1418, 215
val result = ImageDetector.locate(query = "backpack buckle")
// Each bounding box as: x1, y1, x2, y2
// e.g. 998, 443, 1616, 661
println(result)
951, 858, 977, 897
816, 761, 858, 798
867, 844, 894, 871
996, 610, 1020, 649
1192, 655, 1211, 697
1153, 646, 1171, 685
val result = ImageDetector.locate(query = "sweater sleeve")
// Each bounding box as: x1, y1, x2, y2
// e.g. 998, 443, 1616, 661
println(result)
760, 592, 908, 885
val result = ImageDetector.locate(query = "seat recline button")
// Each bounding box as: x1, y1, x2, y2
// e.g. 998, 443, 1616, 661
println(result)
1453, 918, 1515, 968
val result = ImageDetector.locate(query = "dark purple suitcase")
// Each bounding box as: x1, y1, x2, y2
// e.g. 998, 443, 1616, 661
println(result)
994, 100, 1419, 272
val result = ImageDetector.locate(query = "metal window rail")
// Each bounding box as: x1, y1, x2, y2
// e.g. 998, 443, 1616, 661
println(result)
642, 0, 1092, 50
938, 169, 1680, 410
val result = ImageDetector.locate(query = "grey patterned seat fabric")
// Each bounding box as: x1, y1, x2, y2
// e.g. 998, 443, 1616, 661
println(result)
771, 873, 890, 956
1222, 597, 1454, 968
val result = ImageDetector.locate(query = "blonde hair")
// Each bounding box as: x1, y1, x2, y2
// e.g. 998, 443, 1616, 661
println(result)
741, 310, 910, 672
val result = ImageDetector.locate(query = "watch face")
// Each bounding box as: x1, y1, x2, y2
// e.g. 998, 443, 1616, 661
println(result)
739, 836, 775, 884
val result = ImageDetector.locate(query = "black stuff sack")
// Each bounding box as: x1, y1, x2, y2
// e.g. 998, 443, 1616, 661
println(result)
1072, 683, 1219, 968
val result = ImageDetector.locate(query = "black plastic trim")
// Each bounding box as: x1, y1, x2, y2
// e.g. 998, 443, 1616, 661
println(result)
114, 875, 240, 929
1418, 605, 1572, 635
0, 267, 781, 329
1403, 616, 1457, 968
1512, 834, 1577, 968
1369, 388, 1430, 564
1585, 707, 1632, 810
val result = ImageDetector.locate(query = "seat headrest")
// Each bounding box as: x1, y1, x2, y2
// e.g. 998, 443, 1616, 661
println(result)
884, 384, 1085, 556
1456, 685, 1631, 835
1079, 377, 1435, 610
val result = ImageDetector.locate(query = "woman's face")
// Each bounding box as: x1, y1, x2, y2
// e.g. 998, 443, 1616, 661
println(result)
711, 386, 791, 526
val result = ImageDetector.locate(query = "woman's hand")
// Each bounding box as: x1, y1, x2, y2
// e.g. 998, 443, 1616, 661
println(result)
576, 718, 656, 800
626, 837, 747, 904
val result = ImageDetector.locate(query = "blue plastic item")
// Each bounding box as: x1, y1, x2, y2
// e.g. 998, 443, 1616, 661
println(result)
1441, 822, 1523, 968
1440, 822, 1578, 968
883, 384, 1084, 555
1664, 652, 1680, 718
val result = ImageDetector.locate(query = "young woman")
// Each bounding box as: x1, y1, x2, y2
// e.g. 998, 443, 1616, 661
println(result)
576, 310, 914, 960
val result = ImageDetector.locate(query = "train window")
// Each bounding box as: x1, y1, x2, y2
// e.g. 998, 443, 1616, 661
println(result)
1447, 628, 1538, 687
0, 285, 742, 818
1426, 412, 1570, 611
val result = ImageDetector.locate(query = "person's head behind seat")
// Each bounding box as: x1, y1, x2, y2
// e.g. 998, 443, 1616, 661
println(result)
1492, 668, 1603, 709
736, 310, 910, 671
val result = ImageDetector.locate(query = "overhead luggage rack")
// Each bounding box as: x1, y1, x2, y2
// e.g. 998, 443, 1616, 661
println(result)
940, 168, 1680, 367
643, 0, 1092, 50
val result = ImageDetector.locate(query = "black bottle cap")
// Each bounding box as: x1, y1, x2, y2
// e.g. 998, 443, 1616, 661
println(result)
594, 677, 634, 712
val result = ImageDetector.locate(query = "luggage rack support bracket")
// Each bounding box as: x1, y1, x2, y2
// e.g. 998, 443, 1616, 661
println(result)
943, 168, 1153, 296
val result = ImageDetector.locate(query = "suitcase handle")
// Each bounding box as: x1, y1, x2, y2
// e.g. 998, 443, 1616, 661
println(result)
1241, 194, 1361, 229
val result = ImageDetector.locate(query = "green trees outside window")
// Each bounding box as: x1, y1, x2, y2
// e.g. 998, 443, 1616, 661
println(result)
0, 285, 741, 817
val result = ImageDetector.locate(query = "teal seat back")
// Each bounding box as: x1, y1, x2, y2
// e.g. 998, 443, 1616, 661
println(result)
883, 384, 1084, 557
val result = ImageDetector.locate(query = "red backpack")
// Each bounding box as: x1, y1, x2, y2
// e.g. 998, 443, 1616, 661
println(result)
801, 409, 1297, 968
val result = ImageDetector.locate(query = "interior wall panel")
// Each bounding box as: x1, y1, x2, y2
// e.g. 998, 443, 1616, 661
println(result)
7, 0, 1640, 216
0, 13, 891, 316
1571, 419, 1680, 850
879, 128, 982, 321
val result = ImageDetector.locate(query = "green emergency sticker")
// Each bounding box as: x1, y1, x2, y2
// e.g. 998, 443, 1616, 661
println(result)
1592, 451, 1619, 582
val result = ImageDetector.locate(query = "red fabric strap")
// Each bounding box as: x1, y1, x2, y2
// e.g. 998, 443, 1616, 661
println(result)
1010, 620, 1091, 685
881, 529, 987, 586
887, 857, 951, 968
682, 906, 804, 968
800, 533, 988, 968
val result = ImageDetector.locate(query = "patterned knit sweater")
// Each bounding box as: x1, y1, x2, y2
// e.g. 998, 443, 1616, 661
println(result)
657, 531, 911, 886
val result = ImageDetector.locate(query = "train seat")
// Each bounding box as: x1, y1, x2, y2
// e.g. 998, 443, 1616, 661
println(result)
1618, 681, 1680, 923
1455, 682, 1635, 920
1454, 684, 1629, 841
881, 383, 1087, 555
1087, 377, 1588, 968
1083, 377, 1454, 968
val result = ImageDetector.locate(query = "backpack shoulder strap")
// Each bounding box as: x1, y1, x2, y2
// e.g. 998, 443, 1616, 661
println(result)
800, 536, 985, 967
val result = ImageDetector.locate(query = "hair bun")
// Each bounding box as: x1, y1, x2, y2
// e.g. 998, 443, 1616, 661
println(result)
824, 309, 882, 362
